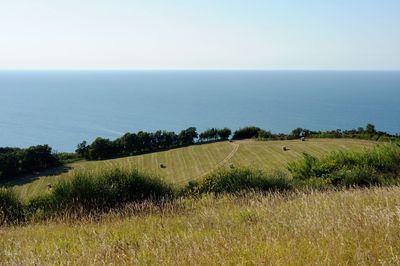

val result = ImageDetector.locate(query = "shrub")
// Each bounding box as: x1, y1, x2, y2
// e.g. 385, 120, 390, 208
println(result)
287, 153, 319, 180
185, 168, 291, 195
331, 165, 385, 187
288, 144, 400, 187
56, 152, 81, 164
0, 188, 25, 225
42, 168, 176, 213
25, 194, 56, 220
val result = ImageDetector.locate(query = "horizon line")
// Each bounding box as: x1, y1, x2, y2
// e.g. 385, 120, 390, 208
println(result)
1, 68, 400, 71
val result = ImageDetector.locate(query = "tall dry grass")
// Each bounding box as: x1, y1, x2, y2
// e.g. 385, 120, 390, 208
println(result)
1, 187, 400, 265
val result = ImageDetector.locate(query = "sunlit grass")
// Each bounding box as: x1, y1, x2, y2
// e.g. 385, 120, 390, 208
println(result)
1, 187, 400, 265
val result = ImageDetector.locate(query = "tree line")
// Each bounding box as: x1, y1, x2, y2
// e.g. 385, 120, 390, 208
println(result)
0, 123, 397, 180
0, 145, 60, 180
76, 127, 234, 160
76, 123, 398, 161
232, 124, 399, 141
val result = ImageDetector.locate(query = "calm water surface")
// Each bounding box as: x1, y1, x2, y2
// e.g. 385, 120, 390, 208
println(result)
1, 70, 399, 151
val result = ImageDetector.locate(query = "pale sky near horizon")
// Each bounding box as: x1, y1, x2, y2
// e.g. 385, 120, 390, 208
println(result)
0, 0, 399, 70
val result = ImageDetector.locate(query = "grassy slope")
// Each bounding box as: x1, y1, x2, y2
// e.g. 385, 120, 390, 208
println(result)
10, 139, 375, 199
1, 187, 399, 265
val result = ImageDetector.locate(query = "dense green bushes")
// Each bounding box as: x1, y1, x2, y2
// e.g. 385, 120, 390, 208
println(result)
0, 145, 60, 180
0, 188, 25, 225
32, 169, 175, 214
184, 168, 292, 195
54, 169, 174, 210
1, 169, 176, 224
55, 152, 81, 164
288, 144, 400, 187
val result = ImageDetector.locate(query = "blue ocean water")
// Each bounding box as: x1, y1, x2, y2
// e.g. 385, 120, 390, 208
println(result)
0, 70, 399, 152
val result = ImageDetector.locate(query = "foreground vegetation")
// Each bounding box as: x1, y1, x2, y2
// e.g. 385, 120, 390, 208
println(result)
1, 187, 400, 265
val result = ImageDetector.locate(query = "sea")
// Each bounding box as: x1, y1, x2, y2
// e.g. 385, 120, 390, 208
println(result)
1, 70, 399, 152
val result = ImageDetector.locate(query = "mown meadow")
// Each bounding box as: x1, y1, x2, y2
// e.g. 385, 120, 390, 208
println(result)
7, 139, 375, 199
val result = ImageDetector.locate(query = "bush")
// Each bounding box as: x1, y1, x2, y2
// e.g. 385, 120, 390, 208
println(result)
26, 194, 56, 219
331, 165, 385, 187
185, 168, 291, 195
288, 144, 400, 187
56, 152, 81, 164
0, 189, 25, 225
40, 168, 176, 213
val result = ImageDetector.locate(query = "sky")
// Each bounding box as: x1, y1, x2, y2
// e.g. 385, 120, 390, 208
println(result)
0, 0, 399, 70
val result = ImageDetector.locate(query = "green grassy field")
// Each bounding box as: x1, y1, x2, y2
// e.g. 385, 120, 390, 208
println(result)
1, 187, 399, 265
6, 138, 375, 199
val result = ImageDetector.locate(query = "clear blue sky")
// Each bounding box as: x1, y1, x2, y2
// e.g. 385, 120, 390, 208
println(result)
1, 0, 399, 69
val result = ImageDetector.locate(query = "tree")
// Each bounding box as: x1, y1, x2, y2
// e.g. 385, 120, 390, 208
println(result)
200, 128, 219, 142
199, 132, 208, 142
88, 138, 115, 160
0, 145, 59, 179
366, 123, 376, 135
21, 145, 59, 170
116, 133, 138, 155
179, 127, 198, 145
137, 131, 152, 152
232, 126, 261, 140
291, 128, 303, 137
0, 153, 19, 179
163, 131, 178, 148
257, 129, 272, 139
76, 141, 89, 158
218, 128, 232, 140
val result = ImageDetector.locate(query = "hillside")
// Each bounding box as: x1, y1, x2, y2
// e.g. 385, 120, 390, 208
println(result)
7, 138, 375, 199
1, 187, 399, 265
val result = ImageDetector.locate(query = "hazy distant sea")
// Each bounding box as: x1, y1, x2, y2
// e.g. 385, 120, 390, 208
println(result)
1, 70, 399, 151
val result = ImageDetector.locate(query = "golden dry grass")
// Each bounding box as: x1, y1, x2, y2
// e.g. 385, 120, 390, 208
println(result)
1, 187, 400, 265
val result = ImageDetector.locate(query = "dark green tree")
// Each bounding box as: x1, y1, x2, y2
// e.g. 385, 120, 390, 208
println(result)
179, 127, 198, 145
232, 126, 261, 140
76, 141, 89, 158
218, 128, 232, 140
88, 138, 115, 160
366, 123, 376, 135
